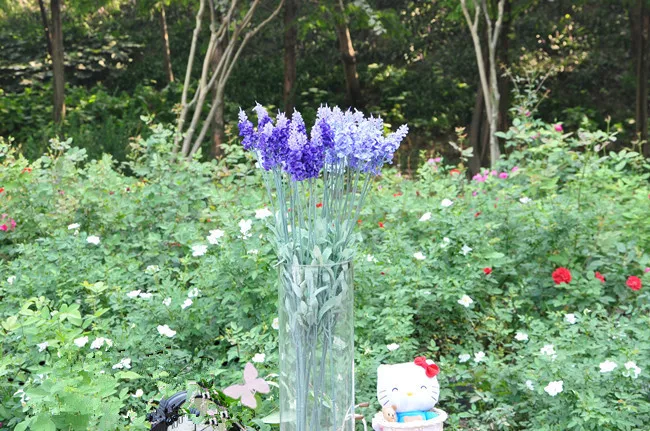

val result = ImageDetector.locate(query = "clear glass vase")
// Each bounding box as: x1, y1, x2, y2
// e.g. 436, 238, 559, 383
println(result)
277, 260, 355, 431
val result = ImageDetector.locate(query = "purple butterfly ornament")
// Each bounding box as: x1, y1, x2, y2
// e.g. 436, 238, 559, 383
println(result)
223, 362, 270, 409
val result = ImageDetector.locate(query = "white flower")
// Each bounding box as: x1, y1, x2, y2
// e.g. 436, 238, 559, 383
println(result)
599, 360, 617, 373
440, 237, 451, 248
68, 223, 80, 230
90, 337, 113, 350
162, 297, 172, 307
248, 249, 259, 255
207, 229, 225, 245
515, 332, 529, 341
157, 324, 176, 338
519, 196, 532, 204
624, 361, 642, 379
7, 275, 16, 285
127, 290, 141, 298
239, 219, 253, 239
188, 288, 200, 298
441, 198, 454, 208
413, 252, 426, 261
544, 380, 563, 396
252, 353, 266, 363
386, 343, 400, 352
112, 358, 132, 370
458, 353, 471, 363
540, 344, 557, 359
132, 389, 144, 398
74, 336, 89, 347
525, 380, 535, 391
37, 342, 49, 352
564, 313, 577, 324
366, 254, 376, 262
460, 245, 473, 256
419, 212, 432, 222
272, 317, 280, 330
87, 235, 100, 245
191, 244, 208, 257
474, 351, 486, 363
145, 265, 160, 274
255, 208, 273, 219
181, 298, 193, 309
139, 292, 152, 300
458, 294, 474, 307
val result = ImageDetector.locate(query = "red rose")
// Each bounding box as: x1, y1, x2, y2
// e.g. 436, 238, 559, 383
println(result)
483, 267, 492, 275
357, 219, 362, 225
393, 192, 402, 197
626, 276, 642, 291
552, 267, 572, 285
594, 272, 605, 283
0, 187, 4, 193
378, 222, 385, 228
316, 202, 323, 208
450, 169, 460, 175
474, 211, 481, 217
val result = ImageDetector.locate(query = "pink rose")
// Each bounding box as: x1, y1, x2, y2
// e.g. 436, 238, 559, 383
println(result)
554, 124, 563, 132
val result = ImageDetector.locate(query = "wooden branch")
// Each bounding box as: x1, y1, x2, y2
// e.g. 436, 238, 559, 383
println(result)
461, 0, 492, 118
173, 0, 206, 154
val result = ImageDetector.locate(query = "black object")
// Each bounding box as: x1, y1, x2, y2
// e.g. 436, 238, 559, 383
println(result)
147, 391, 201, 431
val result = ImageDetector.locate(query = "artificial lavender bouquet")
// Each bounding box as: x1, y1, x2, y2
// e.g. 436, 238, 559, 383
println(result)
238, 104, 407, 431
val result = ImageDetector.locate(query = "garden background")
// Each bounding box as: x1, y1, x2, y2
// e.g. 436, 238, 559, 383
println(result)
1, 0, 650, 430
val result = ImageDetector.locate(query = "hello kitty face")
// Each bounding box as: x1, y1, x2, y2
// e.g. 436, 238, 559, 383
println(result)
377, 358, 440, 413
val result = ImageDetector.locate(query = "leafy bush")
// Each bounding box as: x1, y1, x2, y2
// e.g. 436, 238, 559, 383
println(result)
1, 112, 649, 430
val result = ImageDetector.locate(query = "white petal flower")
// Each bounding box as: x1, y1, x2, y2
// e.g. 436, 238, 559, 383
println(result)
162, 297, 172, 307
272, 317, 280, 330
127, 290, 141, 298
90, 337, 112, 350
544, 380, 563, 396
540, 344, 557, 359
460, 245, 473, 256
519, 196, 532, 204
413, 252, 426, 261
386, 343, 400, 352
440, 237, 451, 248
458, 294, 474, 307
525, 380, 534, 391
37, 342, 49, 352
188, 288, 200, 298
515, 332, 529, 341
419, 212, 432, 222
86, 235, 100, 245
441, 198, 454, 208
191, 244, 208, 257
474, 351, 486, 362
7, 275, 16, 285
366, 254, 376, 262
145, 265, 160, 274
458, 353, 471, 363
252, 353, 266, 363
599, 360, 617, 373
74, 336, 89, 347
181, 298, 193, 309
239, 219, 253, 239
139, 292, 153, 299
132, 389, 144, 398
255, 208, 273, 219
248, 249, 259, 255
564, 313, 577, 325
157, 324, 176, 338
207, 229, 225, 245
112, 358, 132, 370
624, 361, 641, 379
68, 223, 80, 230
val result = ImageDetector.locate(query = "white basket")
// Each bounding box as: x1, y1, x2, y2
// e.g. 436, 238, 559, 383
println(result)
371, 408, 447, 431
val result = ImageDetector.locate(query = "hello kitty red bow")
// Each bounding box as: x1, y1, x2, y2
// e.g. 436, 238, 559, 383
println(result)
414, 356, 440, 378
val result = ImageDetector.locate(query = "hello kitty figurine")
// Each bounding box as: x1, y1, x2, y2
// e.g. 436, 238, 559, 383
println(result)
372, 356, 447, 431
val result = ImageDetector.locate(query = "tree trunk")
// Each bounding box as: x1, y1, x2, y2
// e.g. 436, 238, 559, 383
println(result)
51, 0, 65, 124
334, 0, 362, 108
211, 41, 226, 159
497, 0, 511, 133
469, 85, 485, 175
634, 0, 649, 156
38, 0, 52, 57
283, 0, 298, 113
160, 2, 175, 84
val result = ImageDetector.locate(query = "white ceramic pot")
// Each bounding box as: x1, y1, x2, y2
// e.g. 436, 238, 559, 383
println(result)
371, 409, 447, 431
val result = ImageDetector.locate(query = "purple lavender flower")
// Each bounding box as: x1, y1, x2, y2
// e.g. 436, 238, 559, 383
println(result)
238, 109, 256, 151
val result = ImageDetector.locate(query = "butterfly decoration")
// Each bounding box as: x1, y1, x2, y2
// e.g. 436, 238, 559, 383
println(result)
223, 362, 270, 409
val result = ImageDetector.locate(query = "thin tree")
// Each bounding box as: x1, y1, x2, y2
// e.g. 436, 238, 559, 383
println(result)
334, 0, 362, 108
51, 0, 65, 124
37, 0, 53, 57
159, 1, 175, 84
632, 0, 649, 156
173, 0, 284, 159
460, 0, 505, 167
283, 0, 298, 113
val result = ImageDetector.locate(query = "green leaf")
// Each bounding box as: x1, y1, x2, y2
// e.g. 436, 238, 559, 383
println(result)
116, 371, 143, 380
32, 415, 56, 431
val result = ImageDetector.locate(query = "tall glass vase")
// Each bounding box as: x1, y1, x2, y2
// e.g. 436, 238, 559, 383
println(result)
278, 260, 355, 431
